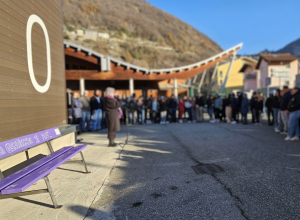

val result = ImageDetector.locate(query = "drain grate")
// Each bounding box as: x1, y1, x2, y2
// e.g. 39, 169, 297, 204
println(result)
191, 164, 222, 174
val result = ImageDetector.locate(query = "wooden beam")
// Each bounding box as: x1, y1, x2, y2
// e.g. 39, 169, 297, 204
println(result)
65, 50, 236, 80
64, 48, 99, 64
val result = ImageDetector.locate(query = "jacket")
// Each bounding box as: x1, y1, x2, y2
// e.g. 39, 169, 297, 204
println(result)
207, 99, 214, 109
178, 100, 185, 112
287, 91, 300, 112
72, 98, 83, 119
250, 97, 258, 110
160, 101, 167, 111
105, 97, 122, 132
256, 99, 263, 111
66, 92, 73, 109
128, 100, 136, 112
90, 95, 102, 112
214, 97, 223, 110
195, 97, 204, 107
238, 94, 243, 108
184, 101, 192, 108
241, 97, 249, 114
231, 98, 238, 110
223, 98, 231, 107
168, 98, 178, 109
273, 96, 281, 109
79, 96, 91, 112
280, 92, 292, 111
265, 97, 274, 109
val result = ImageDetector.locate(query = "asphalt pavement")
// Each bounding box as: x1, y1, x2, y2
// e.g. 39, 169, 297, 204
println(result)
85, 121, 300, 220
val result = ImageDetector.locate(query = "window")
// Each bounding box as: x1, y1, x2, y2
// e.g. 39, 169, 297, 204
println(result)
220, 80, 223, 85
65, 63, 69, 70
220, 71, 223, 78
286, 63, 291, 68
80, 66, 86, 70
72, 65, 78, 69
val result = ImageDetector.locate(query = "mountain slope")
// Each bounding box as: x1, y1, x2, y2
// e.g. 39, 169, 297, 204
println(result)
62, 0, 223, 69
276, 38, 300, 57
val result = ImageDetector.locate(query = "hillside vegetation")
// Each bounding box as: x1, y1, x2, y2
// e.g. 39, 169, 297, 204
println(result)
62, 0, 222, 69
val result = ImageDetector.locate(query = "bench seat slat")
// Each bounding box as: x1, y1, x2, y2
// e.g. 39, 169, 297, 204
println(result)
0, 147, 73, 191
1, 145, 87, 195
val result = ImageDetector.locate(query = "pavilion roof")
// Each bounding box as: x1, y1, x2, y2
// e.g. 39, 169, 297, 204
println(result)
64, 41, 243, 80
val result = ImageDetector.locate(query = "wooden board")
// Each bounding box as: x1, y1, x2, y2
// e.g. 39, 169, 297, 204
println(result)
0, 0, 66, 142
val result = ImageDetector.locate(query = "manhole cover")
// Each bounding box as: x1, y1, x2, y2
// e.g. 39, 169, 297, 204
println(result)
191, 164, 222, 174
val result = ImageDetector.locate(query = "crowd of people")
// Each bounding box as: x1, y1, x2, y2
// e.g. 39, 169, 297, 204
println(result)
67, 85, 300, 142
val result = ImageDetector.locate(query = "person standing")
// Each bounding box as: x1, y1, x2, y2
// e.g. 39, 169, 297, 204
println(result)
207, 95, 215, 122
66, 88, 73, 124
191, 97, 197, 123
237, 92, 243, 122
168, 94, 178, 123
231, 94, 238, 124
144, 96, 152, 124
195, 93, 204, 122
224, 94, 232, 123
280, 86, 292, 134
185, 97, 192, 123
101, 92, 107, 129
79, 90, 91, 132
120, 95, 128, 125
273, 89, 281, 133
72, 92, 83, 133
265, 93, 274, 126
128, 96, 136, 124
241, 93, 249, 124
136, 97, 143, 124
178, 97, 185, 123
250, 92, 258, 123
90, 89, 102, 131
214, 94, 223, 123
151, 97, 159, 123
285, 87, 300, 141
104, 87, 123, 147
160, 97, 168, 124
256, 95, 264, 125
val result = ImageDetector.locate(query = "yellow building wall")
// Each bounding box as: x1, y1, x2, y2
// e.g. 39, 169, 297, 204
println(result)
211, 58, 256, 92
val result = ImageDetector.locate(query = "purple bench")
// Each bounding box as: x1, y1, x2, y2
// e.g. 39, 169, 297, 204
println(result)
0, 127, 90, 209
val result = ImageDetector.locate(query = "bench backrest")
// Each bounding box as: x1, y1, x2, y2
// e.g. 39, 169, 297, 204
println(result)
0, 127, 62, 161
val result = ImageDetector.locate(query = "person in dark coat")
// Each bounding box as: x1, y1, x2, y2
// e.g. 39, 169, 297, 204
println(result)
101, 92, 107, 129
280, 86, 292, 133
168, 94, 178, 123
250, 92, 258, 123
104, 87, 122, 147
285, 87, 300, 141
237, 92, 243, 122
90, 89, 103, 131
231, 94, 238, 123
265, 93, 274, 126
241, 93, 249, 124
256, 95, 264, 125
273, 89, 281, 132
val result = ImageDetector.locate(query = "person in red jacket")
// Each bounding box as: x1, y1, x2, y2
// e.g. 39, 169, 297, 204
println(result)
178, 97, 185, 123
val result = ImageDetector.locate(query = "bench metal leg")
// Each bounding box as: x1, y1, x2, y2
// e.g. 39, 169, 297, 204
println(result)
43, 176, 62, 209
80, 152, 91, 174
64, 152, 91, 174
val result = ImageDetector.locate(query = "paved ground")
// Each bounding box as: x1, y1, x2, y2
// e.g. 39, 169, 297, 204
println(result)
86, 122, 300, 220
2, 121, 300, 220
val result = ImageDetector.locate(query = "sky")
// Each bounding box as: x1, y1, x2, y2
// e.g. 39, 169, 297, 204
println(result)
146, 0, 300, 55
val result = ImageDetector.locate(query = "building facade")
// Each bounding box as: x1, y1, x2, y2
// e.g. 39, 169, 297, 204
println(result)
211, 57, 257, 94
